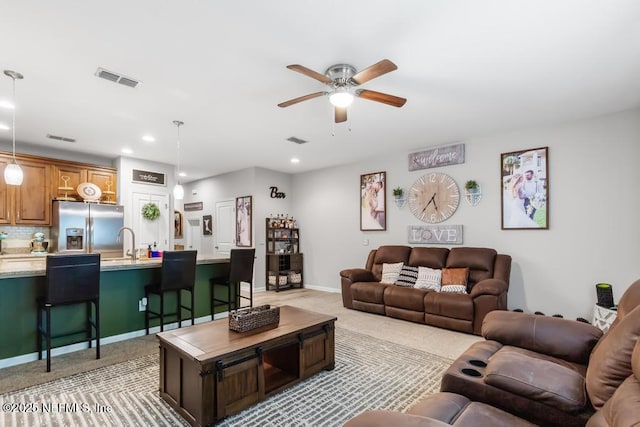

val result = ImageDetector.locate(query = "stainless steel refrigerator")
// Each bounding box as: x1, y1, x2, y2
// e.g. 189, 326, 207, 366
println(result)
50, 201, 124, 258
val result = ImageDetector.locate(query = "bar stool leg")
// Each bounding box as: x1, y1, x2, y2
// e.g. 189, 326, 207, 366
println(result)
190, 288, 195, 326
160, 292, 164, 332
177, 290, 182, 328
37, 302, 42, 361
95, 300, 100, 360
145, 290, 150, 335
45, 305, 51, 373
87, 301, 92, 349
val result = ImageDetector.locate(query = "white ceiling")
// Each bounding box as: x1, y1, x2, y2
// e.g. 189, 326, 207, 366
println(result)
1, 1, 639, 182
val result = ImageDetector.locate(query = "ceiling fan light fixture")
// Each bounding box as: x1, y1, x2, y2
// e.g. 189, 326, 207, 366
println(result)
329, 90, 354, 108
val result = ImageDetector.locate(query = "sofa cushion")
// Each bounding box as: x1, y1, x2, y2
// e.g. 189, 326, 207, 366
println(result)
380, 262, 404, 284
408, 247, 449, 269
586, 304, 640, 409
415, 267, 442, 291
446, 247, 496, 287
395, 265, 419, 287
384, 286, 428, 311
425, 292, 473, 321
351, 282, 389, 304
370, 246, 412, 281
484, 347, 587, 413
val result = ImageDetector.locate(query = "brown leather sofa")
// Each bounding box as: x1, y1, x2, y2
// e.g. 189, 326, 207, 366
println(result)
340, 246, 511, 334
345, 279, 640, 427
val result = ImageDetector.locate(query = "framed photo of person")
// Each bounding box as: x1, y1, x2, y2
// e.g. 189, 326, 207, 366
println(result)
501, 147, 549, 230
235, 195, 252, 246
174, 210, 183, 238
360, 171, 387, 231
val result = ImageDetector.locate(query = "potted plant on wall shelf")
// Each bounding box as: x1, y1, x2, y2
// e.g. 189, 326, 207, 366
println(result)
464, 180, 482, 206
393, 187, 405, 208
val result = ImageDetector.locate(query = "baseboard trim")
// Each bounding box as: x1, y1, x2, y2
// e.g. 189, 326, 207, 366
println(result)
303, 284, 341, 293
0, 313, 228, 369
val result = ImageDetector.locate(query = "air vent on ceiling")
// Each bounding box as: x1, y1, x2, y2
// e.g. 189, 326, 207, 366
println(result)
286, 136, 308, 144
46, 134, 76, 143
95, 67, 141, 88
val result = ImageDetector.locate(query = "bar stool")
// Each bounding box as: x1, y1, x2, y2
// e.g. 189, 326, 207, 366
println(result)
37, 253, 101, 372
210, 248, 255, 315
145, 250, 197, 334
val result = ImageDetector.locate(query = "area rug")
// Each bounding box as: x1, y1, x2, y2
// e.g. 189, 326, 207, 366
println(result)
0, 328, 452, 426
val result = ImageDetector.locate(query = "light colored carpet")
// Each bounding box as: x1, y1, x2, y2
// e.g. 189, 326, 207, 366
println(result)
1, 327, 453, 427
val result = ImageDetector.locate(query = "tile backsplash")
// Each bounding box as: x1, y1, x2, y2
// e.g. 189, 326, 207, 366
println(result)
0, 226, 50, 254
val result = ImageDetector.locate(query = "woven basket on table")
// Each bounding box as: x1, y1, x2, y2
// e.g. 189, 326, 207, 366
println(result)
229, 304, 280, 333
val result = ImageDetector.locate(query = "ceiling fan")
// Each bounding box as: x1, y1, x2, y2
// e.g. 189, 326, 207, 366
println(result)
277, 59, 407, 123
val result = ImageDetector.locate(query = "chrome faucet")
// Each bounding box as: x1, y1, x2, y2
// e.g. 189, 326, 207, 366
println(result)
116, 226, 136, 261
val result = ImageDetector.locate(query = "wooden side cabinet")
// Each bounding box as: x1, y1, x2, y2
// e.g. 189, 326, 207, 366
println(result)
0, 157, 50, 225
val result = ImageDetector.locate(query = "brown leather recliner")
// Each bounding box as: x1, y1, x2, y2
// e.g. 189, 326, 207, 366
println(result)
345, 336, 640, 426
439, 278, 640, 426
340, 246, 511, 335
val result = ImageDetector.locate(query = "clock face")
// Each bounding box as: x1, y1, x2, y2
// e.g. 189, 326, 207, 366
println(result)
408, 173, 460, 223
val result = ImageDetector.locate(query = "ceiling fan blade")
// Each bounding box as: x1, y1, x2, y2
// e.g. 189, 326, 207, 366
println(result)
335, 107, 347, 123
278, 92, 325, 108
286, 64, 333, 84
356, 89, 407, 107
351, 59, 398, 85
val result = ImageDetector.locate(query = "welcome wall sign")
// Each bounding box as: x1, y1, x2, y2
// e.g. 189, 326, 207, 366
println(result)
408, 143, 465, 171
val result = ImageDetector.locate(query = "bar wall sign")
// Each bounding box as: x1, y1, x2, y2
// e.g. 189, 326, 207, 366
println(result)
132, 169, 166, 186
408, 143, 465, 171
184, 202, 203, 211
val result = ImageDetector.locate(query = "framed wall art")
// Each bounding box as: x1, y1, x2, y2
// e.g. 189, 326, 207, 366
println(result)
203, 214, 213, 236
360, 171, 386, 231
174, 210, 183, 238
235, 195, 252, 246
501, 147, 548, 230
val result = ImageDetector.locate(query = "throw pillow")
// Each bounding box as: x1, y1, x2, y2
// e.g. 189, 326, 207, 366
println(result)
414, 267, 442, 291
380, 262, 404, 284
441, 268, 469, 294
395, 265, 419, 287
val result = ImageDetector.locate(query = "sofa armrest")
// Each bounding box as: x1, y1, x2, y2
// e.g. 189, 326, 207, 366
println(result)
344, 410, 450, 427
469, 278, 508, 298
339, 268, 375, 283
482, 311, 603, 364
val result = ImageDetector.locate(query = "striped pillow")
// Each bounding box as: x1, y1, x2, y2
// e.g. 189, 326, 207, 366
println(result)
380, 262, 404, 284
414, 267, 442, 291
395, 265, 418, 287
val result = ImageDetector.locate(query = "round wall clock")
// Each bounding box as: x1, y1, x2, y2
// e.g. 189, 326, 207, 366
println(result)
408, 172, 460, 223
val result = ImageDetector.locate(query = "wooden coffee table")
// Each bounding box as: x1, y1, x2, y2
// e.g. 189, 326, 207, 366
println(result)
156, 305, 337, 426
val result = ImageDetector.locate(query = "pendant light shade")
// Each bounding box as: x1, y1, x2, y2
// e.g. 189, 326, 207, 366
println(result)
3, 70, 24, 186
173, 120, 185, 200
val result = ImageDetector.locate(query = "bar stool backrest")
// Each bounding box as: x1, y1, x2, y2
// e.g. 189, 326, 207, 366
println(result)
229, 249, 255, 284
161, 250, 197, 291
45, 253, 101, 305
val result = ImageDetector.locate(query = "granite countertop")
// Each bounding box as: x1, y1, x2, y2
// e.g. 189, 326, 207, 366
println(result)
0, 254, 228, 279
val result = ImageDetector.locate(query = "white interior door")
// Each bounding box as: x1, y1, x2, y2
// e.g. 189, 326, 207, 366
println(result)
215, 200, 235, 257
132, 192, 170, 251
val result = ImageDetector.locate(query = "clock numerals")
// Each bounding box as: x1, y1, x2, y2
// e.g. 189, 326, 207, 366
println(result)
408, 173, 460, 224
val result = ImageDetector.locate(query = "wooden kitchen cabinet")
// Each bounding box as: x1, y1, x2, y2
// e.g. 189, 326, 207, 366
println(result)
87, 168, 117, 203
0, 156, 50, 225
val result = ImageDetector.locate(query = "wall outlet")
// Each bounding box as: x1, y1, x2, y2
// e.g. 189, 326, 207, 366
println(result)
138, 298, 147, 312
363, 239, 369, 246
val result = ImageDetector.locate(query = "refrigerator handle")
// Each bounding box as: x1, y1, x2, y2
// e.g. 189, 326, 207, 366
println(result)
87, 216, 92, 253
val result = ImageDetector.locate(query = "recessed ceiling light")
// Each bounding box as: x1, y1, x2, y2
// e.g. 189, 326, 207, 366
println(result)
0, 123, 9, 131
178, 172, 187, 177
142, 135, 155, 142
121, 148, 133, 154
0, 101, 14, 110
290, 157, 300, 164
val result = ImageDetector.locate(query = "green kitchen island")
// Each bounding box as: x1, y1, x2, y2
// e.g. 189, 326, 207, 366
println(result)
0, 255, 230, 366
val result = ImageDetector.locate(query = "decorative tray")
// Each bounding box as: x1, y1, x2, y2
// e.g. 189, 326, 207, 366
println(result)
77, 182, 102, 202
229, 304, 280, 333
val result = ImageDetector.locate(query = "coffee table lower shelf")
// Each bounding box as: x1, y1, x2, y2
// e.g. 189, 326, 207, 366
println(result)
157, 306, 336, 426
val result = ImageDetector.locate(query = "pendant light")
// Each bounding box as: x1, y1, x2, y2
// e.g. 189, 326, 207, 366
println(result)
3, 70, 24, 186
172, 120, 185, 200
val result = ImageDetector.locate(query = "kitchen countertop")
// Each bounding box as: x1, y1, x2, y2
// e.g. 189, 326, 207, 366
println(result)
0, 254, 229, 279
